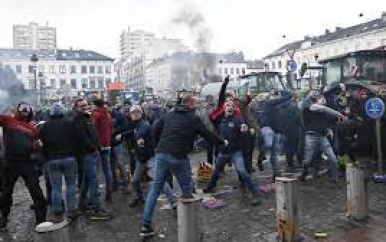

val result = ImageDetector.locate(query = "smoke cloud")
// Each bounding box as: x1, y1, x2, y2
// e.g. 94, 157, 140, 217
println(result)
171, 0, 218, 86
0, 66, 37, 114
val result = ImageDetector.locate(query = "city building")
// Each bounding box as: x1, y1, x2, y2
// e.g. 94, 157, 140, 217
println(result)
117, 36, 189, 91
263, 12, 386, 79
120, 27, 155, 58
13, 22, 57, 50
0, 48, 114, 99
146, 51, 247, 95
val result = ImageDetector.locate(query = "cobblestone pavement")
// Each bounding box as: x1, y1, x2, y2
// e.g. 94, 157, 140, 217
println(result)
1, 151, 386, 242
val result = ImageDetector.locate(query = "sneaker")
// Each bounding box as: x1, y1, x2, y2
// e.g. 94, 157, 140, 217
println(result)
51, 213, 63, 224
202, 187, 215, 194
257, 154, 265, 171
68, 209, 82, 220
129, 198, 145, 208
88, 209, 113, 220
0, 214, 7, 228
251, 197, 262, 206
140, 225, 155, 237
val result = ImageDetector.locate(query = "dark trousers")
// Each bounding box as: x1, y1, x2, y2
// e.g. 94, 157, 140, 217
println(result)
0, 160, 47, 224
206, 141, 215, 164
77, 155, 84, 189
242, 133, 256, 173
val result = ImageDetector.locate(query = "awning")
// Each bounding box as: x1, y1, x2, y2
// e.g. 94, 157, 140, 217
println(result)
107, 82, 125, 90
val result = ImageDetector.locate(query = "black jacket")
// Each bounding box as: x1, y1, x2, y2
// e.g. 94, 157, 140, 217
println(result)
40, 115, 78, 160
132, 119, 154, 162
73, 112, 100, 154
154, 105, 225, 158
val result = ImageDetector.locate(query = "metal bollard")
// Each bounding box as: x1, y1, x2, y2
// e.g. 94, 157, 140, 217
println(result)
177, 195, 202, 242
346, 164, 368, 220
276, 177, 300, 242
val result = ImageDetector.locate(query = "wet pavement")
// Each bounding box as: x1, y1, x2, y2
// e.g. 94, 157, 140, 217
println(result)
1, 151, 386, 242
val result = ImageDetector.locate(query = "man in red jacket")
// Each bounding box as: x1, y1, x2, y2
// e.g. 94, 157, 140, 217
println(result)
92, 99, 113, 202
0, 102, 47, 228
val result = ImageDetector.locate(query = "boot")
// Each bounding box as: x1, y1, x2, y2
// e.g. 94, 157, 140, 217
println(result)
203, 179, 217, 193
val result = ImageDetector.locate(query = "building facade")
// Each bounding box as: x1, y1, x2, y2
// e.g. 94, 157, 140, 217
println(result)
13, 22, 57, 50
117, 36, 189, 91
120, 27, 155, 58
263, 13, 386, 79
0, 48, 114, 98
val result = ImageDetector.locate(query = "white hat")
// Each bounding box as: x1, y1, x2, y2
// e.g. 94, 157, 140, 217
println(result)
130, 105, 142, 113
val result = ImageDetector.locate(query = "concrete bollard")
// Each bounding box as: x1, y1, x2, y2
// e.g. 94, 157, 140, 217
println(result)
346, 164, 368, 220
276, 177, 300, 242
177, 195, 202, 242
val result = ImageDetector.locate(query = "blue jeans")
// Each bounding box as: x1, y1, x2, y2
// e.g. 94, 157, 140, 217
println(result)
212, 151, 259, 195
132, 160, 148, 199
99, 148, 113, 195
148, 158, 177, 205
142, 153, 193, 226
261, 127, 278, 173
47, 157, 77, 214
79, 152, 100, 209
303, 134, 339, 180
111, 144, 128, 187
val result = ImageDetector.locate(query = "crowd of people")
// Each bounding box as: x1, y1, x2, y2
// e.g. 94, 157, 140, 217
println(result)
0, 75, 367, 237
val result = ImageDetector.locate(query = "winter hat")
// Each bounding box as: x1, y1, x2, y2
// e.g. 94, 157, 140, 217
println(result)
50, 103, 65, 116
130, 105, 143, 113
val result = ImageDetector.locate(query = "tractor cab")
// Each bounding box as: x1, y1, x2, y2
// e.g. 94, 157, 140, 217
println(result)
320, 49, 386, 157
236, 71, 286, 100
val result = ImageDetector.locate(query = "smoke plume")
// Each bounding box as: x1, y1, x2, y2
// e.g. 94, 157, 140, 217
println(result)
171, 1, 217, 86
0, 66, 37, 114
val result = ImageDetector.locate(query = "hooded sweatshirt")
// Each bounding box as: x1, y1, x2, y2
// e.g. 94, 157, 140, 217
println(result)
92, 107, 113, 147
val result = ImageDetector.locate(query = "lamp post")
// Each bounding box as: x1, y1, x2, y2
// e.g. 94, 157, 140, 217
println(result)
38, 72, 44, 105
30, 54, 39, 104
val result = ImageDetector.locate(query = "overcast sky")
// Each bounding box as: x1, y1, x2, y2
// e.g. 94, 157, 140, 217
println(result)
0, 0, 385, 59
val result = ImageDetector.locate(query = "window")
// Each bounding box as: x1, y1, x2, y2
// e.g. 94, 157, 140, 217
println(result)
230, 68, 234, 75
70, 65, 76, 74
224, 68, 228, 74
29, 79, 35, 89
97, 66, 103, 74
272, 62, 276, 70
105, 78, 111, 87
89, 66, 95, 74
81, 78, 88, 89
81, 66, 87, 74
28, 65, 35, 73
105, 66, 111, 74
50, 79, 56, 88
98, 78, 104, 88
16, 65, 22, 74
49, 65, 55, 74
218, 68, 222, 75
71, 79, 77, 89
39, 65, 45, 72
59, 65, 66, 74
278, 61, 282, 69
236, 68, 240, 75
241, 68, 246, 75
60, 79, 66, 87
90, 80, 96, 89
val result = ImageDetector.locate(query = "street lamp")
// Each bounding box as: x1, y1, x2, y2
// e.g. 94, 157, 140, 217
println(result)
30, 54, 38, 92
38, 72, 44, 105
